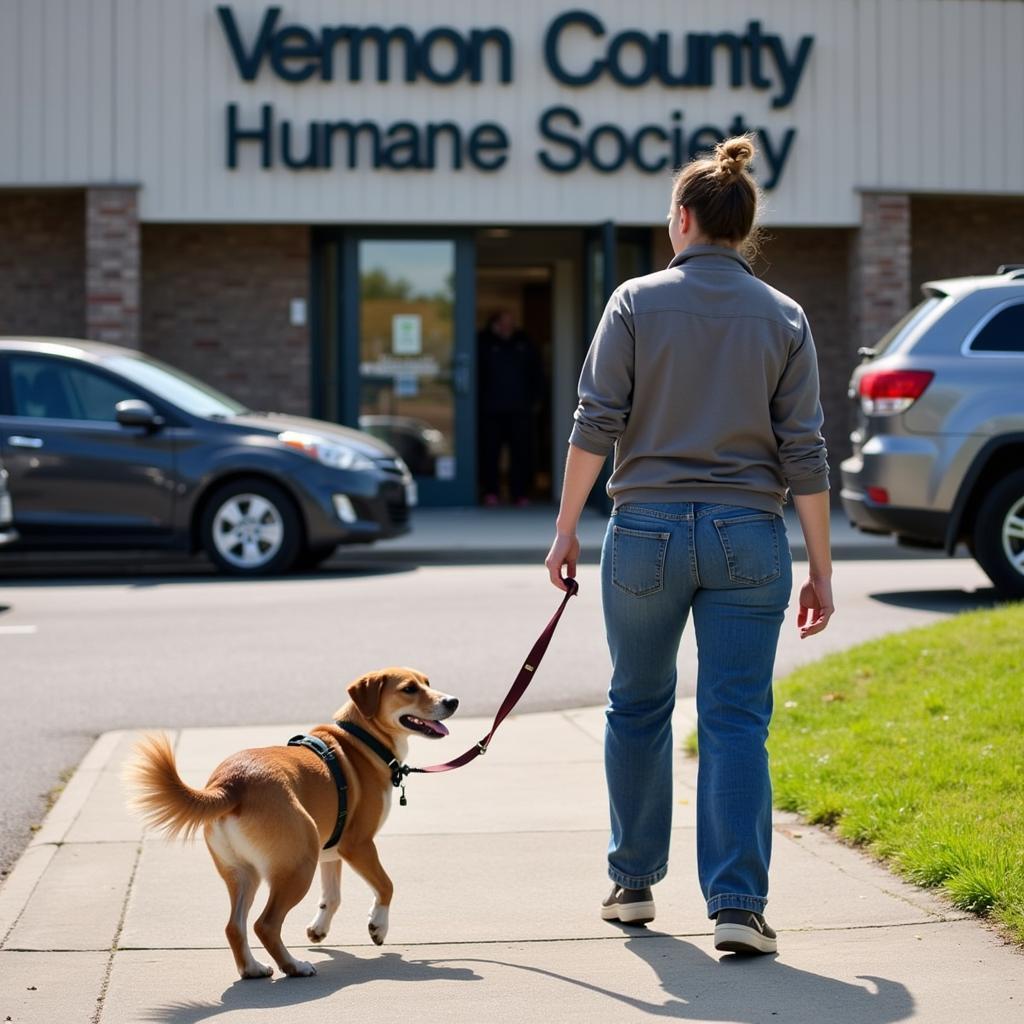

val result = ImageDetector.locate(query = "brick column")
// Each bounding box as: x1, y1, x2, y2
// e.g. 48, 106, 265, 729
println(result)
851, 193, 911, 353
85, 186, 140, 346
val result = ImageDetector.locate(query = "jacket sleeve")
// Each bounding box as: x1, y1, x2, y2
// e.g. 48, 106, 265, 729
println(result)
770, 313, 830, 495
568, 286, 635, 456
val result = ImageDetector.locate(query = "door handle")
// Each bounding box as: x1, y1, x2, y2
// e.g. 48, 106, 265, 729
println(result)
453, 354, 471, 396
7, 436, 43, 448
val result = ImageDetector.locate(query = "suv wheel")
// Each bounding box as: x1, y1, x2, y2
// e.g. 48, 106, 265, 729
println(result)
972, 468, 1024, 599
200, 478, 302, 576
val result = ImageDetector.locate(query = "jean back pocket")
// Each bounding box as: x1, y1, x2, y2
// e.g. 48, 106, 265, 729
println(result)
713, 513, 781, 586
611, 525, 670, 597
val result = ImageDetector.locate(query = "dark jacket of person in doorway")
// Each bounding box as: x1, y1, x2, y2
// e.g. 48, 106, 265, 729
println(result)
477, 310, 544, 504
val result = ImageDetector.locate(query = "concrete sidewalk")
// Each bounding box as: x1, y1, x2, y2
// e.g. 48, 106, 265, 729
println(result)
358, 507, 952, 565
1, 705, 1019, 1023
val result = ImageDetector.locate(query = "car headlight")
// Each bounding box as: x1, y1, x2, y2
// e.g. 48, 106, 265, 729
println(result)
278, 431, 375, 471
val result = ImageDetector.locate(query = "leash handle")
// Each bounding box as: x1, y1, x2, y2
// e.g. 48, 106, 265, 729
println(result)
410, 577, 579, 775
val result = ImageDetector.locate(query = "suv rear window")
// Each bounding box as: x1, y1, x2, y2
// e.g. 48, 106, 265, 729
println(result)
968, 301, 1024, 353
871, 296, 944, 357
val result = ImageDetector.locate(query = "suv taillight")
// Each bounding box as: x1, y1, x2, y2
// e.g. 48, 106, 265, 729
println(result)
859, 370, 934, 416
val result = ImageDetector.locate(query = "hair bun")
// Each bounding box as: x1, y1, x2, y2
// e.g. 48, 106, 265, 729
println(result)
714, 136, 755, 178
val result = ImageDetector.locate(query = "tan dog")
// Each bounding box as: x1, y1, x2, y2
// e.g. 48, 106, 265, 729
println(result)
128, 668, 457, 979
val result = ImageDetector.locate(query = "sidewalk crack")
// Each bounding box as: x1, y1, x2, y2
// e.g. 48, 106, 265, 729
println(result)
92, 841, 143, 1024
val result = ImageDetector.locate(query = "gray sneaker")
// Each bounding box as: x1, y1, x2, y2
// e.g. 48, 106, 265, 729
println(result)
600, 884, 656, 925
714, 909, 778, 954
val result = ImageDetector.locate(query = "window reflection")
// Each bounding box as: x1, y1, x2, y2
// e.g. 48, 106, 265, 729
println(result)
358, 240, 456, 479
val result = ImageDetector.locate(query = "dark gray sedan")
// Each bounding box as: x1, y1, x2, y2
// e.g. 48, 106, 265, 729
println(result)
0, 338, 414, 574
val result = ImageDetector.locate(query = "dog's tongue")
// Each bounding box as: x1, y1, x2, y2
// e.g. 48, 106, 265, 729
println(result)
423, 719, 449, 737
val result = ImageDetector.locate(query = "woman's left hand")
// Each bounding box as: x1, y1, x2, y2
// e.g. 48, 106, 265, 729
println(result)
545, 531, 580, 590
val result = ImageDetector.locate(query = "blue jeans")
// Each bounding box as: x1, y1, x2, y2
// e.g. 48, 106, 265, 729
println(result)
600, 501, 792, 918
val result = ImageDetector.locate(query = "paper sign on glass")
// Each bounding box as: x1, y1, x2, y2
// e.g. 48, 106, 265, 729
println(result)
392, 314, 422, 355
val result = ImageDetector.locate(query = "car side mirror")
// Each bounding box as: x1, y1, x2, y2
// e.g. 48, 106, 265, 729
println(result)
116, 399, 164, 431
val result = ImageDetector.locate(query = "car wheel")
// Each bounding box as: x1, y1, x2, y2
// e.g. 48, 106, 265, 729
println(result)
200, 478, 302, 576
972, 468, 1024, 599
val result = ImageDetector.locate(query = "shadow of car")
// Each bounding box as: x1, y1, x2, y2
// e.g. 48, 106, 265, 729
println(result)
0, 337, 415, 575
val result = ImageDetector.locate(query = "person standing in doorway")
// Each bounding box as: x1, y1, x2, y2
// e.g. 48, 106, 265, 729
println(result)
477, 310, 544, 506
544, 136, 834, 955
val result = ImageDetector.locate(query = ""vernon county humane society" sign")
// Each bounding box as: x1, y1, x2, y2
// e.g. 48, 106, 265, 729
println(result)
218, 7, 813, 189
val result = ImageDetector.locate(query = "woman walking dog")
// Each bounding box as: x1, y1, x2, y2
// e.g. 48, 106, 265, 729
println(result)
545, 135, 834, 955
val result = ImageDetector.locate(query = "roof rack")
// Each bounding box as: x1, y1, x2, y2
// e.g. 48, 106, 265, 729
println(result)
996, 264, 1024, 276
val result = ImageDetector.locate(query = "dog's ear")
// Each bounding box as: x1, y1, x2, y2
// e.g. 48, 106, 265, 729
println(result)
348, 672, 388, 719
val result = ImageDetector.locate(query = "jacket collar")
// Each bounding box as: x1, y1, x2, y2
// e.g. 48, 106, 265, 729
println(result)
668, 244, 753, 276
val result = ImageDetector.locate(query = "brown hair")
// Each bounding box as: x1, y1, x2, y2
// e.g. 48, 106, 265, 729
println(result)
671, 135, 761, 249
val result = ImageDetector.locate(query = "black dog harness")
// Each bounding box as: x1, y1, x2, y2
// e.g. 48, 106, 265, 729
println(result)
287, 734, 349, 850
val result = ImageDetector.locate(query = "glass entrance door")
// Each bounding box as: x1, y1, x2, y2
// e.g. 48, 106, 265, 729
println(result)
341, 232, 476, 506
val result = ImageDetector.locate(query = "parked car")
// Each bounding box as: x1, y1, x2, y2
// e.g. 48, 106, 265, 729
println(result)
0, 338, 414, 575
0, 458, 16, 546
841, 265, 1024, 597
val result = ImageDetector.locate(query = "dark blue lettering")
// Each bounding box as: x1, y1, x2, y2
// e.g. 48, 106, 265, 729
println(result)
323, 121, 381, 168
226, 103, 273, 168
544, 11, 605, 86
270, 25, 320, 82
425, 122, 463, 169
281, 119, 321, 168
688, 125, 725, 160
537, 106, 583, 173
586, 124, 629, 173
468, 28, 513, 84
217, 5, 280, 81
607, 30, 653, 87
419, 27, 468, 84
382, 122, 422, 169
468, 123, 509, 171
630, 125, 669, 172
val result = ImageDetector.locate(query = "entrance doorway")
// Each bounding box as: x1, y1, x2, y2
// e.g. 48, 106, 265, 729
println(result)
475, 264, 553, 504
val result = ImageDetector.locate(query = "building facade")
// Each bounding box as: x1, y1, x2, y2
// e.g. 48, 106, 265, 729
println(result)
1, 0, 1022, 505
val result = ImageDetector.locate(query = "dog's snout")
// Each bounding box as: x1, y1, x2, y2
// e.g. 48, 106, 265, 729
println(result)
443, 697, 459, 712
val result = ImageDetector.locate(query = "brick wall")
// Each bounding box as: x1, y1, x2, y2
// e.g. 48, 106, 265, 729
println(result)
755, 229, 855, 490
141, 225, 311, 415
852, 193, 911, 353
85, 187, 140, 346
911, 195, 1024, 297
0, 190, 84, 337
651, 224, 854, 489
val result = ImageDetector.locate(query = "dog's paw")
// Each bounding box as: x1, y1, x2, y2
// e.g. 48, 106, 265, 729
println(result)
368, 905, 390, 946
284, 960, 317, 978
241, 962, 273, 980
306, 923, 328, 944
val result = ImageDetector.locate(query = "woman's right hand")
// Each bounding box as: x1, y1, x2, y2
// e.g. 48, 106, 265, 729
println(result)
797, 575, 834, 638
545, 531, 580, 591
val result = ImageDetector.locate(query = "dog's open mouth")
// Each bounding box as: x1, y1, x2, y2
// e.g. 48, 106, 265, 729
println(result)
400, 715, 450, 738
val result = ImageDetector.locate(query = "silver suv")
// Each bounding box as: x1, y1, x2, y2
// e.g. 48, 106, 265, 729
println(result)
841, 265, 1024, 598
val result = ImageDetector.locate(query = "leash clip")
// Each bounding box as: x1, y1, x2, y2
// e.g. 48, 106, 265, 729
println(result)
476, 740, 489, 756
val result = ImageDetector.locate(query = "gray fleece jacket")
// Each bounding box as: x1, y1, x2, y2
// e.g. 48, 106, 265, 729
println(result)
570, 244, 829, 516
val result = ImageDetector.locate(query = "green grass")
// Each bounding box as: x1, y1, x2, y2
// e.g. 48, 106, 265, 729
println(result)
767, 604, 1024, 942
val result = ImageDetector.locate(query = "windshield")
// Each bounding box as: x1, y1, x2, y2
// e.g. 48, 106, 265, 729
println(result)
871, 296, 944, 358
103, 354, 248, 418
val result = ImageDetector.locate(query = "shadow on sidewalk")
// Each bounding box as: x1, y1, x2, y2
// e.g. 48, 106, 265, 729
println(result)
140, 949, 482, 1023
426, 933, 914, 1023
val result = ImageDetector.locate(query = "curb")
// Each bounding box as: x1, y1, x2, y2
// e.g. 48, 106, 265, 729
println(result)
0, 729, 147, 947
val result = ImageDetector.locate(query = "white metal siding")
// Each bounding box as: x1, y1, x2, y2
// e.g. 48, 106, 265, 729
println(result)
0, 0, 1020, 224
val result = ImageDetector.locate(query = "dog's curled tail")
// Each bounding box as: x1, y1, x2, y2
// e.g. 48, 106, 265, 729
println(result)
127, 733, 236, 841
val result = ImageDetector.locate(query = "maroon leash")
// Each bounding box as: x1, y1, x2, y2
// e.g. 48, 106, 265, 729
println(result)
335, 578, 579, 805
408, 577, 579, 778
